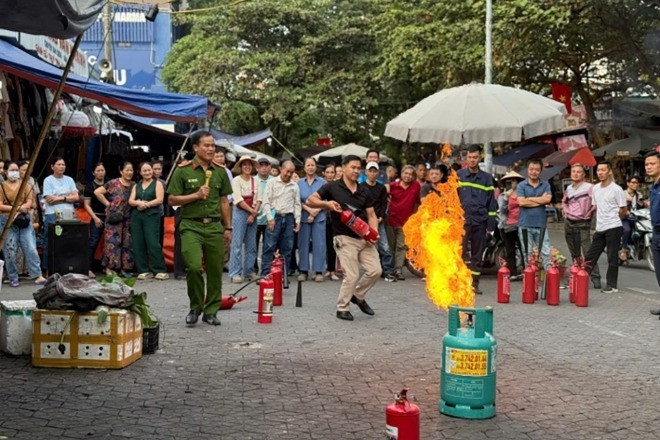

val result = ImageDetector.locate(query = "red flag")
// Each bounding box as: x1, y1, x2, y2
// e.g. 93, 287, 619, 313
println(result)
551, 82, 572, 114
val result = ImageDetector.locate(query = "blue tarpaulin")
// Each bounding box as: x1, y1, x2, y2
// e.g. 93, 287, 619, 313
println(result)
493, 143, 555, 166
0, 39, 213, 122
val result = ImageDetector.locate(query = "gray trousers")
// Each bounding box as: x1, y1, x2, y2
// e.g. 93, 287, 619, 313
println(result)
386, 225, 406, 273
564, 219, 600, 280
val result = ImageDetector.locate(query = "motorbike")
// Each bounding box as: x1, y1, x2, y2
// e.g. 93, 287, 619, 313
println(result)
404, 229, 523, 278
619, 208, 654, 272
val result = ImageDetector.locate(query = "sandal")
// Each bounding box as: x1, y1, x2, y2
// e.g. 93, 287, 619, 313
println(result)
9, 279, 20, 288
154, 273, 169, 280
34, 276, 47, 285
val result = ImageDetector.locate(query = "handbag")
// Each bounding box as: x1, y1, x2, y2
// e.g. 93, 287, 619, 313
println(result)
106, 210, 124, 225
242, 177, 256, 208
1, 183, 32, 229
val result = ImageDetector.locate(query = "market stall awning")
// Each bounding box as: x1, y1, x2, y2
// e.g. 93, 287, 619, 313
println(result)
0, 0, 106, 39
210, 128, 272, 148
493, 143, 555, 166
543, 147, 596, 167
0, 39, 213, 122
592, 129, 660, 157
520, 164, 565, 182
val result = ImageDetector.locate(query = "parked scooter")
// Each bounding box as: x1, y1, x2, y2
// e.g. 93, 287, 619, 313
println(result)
619, 208, 654, 272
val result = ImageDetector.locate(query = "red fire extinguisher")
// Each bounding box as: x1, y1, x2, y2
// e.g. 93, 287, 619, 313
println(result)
270, 252, 283, 306
257, 276, 274, 323
385, 388, 419, 440
545, 262, 560, 306
522, 259, 535, 304
568, 259, 580, 303
497, 257, 510, 304
340, 209, 379, 244
574, 263, 589, 307
531, 250, 540, 301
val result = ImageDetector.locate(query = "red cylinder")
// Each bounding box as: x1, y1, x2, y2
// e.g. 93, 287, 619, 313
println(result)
545, 265, 560, 306
385, 389, 419, 440
575, 267, 589, 307
568, 262, 579, 303
257, 276, 274, 323
522, 264, 535, 304
271, 257, 283, 306
340, 209, 379, 244
497, 263, 510, 303
532, 264, 540, 301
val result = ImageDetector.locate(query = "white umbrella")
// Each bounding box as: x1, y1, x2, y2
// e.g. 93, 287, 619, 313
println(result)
311, 142, 391, 164
214, 139, 279, 166
384, 83, 567, 144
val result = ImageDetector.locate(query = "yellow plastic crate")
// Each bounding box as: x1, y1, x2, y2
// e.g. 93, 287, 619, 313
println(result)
32, 309, 142, 369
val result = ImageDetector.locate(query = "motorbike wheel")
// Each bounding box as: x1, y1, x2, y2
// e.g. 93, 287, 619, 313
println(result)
645, 247, 655, 272
405, 258, 425, 278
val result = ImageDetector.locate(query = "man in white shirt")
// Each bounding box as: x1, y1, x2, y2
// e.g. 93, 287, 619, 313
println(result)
260, 160, 301, 276
584, 161, 628, 293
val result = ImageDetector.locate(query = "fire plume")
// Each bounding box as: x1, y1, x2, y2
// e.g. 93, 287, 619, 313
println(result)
403, 169, 474, 310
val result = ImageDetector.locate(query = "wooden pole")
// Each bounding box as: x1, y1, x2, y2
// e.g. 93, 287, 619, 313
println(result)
0, 34, 84, 250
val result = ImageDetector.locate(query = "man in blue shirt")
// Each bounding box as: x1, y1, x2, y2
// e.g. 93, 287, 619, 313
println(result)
517, 159, 553, 270
357, 149, 389, 185
645, 151, 660, 317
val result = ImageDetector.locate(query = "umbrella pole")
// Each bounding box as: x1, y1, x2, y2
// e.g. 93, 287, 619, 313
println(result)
0, 34, 83, 250
165, 124, 195, 186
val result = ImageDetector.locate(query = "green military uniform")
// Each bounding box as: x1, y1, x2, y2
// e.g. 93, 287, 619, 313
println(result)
167, 158, 232, 315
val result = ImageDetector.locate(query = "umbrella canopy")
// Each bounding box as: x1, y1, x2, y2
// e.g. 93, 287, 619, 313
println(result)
493, 143, 555, 167
543, 148, 597, 167
592, 129, 660, 157
311, 143, 391, 165
385, 83, 567, 144
214, 139, 279, 167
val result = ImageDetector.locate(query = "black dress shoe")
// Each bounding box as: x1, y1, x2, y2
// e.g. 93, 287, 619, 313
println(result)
350, 295, 375, 316
473, 286, 483, 295
592, 279, 602, 289
202, 314, 221, 326
650, 308, 660, 316
336, 311, 354, 321
185, 310, 201, 325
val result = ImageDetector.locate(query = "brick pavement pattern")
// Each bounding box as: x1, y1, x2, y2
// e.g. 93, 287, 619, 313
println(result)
0, 228, 659, 439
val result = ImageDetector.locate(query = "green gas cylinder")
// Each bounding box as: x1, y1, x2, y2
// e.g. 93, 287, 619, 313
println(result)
439, 306, 496, 419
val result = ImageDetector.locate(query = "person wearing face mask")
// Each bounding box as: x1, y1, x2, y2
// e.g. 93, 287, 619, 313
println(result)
0, 162, 47, 287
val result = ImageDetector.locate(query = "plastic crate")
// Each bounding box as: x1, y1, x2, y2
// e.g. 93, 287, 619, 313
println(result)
142, 323, 159, 354
32, 309, 142, 369
1, 300, 36, 355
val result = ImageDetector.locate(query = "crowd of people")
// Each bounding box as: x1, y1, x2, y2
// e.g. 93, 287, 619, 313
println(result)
3, 137, 660, 323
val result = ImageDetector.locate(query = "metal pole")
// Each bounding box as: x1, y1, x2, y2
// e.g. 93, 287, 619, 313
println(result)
483, 0, 493, 174
0, 34, 84, 250
103, 3, 113, 63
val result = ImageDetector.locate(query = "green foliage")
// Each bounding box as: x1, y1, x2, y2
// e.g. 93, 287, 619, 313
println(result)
99, 276, 157, 327
163, 0, 660, 154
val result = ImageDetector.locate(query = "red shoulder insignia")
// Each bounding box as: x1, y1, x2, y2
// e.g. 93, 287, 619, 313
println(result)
177, 160, 191, 167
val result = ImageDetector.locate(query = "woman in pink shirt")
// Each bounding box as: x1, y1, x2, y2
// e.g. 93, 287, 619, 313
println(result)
498, 171, 524, 280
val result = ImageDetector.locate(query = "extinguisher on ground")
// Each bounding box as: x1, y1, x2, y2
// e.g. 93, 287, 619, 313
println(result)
385, 388, 419, 440
257, 276, 274, 323
522, 257, 535, 304
545, 262, 560, 306
340, 208, 378, 244
497, 257, 510, 304
270, 251, 284, 306
575, 261, 589, 307
568, 259, 580, 303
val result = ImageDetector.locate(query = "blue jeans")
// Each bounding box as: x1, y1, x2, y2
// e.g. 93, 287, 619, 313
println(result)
653, 231, 660, 288
229, 207, 258, 278
377, 222, 394, 275
518, 227, 552, 270
41, 213, 56, 271
0, 217, 42, 281
260, 214, 295, 276
297, 219, 326, 273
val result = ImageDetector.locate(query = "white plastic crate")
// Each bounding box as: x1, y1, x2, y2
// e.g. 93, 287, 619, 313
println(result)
0, 300, 36, 355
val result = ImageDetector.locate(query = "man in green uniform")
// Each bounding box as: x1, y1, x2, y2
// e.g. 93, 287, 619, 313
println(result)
168, 131, 233, 326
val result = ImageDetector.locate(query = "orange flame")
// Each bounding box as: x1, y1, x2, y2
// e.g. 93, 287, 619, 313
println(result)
404, 169, 474, 310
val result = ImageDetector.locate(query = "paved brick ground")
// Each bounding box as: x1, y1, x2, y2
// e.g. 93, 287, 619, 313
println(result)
0, 228, 659, 439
